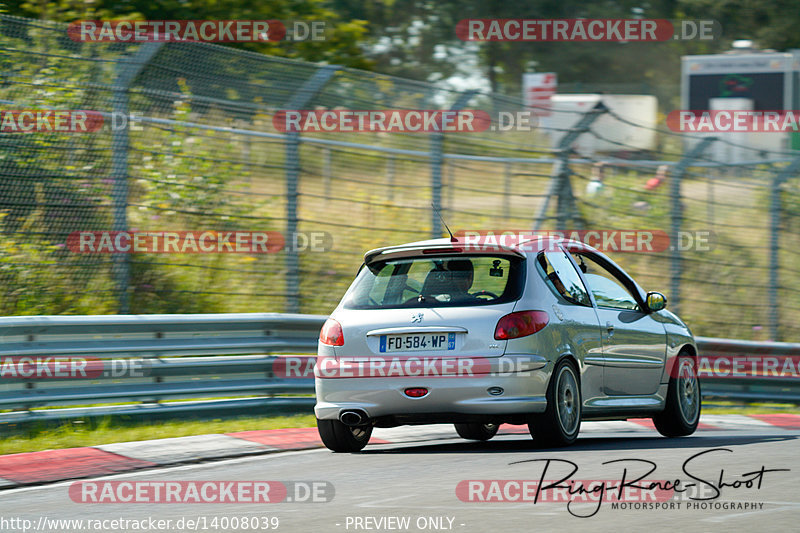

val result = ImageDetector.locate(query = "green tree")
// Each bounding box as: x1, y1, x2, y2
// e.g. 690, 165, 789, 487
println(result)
2, 0, 371, 68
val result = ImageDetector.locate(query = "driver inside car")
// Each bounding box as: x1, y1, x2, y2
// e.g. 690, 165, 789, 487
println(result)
445, 259, 481, 303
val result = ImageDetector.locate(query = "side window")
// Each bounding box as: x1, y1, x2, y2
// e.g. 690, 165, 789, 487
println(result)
576, 253, 640, 311
538, 251, 591, 306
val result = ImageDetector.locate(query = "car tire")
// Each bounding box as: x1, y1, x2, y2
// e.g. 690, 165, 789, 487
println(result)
317, 418, 373, 452
529, 358, 581, 447
454, 423, 499, 441
653, 352, 700, 437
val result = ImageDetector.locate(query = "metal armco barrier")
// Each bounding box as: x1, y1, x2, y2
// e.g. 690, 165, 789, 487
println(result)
695, 337, 800, 404
0, 313, 325, 424
0, 314, 797, 425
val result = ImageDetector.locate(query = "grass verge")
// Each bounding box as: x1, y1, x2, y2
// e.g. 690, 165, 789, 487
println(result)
699, 402, 799, 415
1, 403, 796, 456
0, 414, 317, 455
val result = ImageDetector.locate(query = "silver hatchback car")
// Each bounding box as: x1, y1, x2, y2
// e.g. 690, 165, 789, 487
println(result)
315, 237, 700, 452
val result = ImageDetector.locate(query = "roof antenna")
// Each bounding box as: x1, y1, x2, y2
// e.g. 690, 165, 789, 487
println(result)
432, 203, 458, 242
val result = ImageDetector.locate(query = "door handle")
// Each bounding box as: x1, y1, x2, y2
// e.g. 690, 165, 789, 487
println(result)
606, 322, 614, 332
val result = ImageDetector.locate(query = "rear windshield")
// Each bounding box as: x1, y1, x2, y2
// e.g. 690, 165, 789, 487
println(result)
342, 255, 525, 309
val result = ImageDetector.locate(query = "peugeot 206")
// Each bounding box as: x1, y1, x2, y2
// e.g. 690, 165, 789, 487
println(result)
314, 237, 699, 452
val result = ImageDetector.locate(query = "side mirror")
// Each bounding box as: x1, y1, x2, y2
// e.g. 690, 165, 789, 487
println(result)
646, 291, 667, 312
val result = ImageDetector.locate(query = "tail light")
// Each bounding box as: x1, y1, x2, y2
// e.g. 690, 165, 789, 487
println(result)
494, 310, 549, 340
320, 318, 344, 346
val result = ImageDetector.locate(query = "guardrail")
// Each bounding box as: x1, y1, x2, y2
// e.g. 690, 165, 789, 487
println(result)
695, 337, 800, 404
0, 314, 797, 425
0, 313, 324, 424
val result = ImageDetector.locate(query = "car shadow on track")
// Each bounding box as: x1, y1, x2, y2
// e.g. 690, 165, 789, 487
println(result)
361, 432, 798, 455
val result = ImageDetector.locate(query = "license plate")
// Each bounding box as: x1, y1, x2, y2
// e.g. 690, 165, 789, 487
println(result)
379, 333, 456, 353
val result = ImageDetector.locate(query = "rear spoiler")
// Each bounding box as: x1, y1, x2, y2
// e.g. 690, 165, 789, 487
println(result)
364, 243, 525, 266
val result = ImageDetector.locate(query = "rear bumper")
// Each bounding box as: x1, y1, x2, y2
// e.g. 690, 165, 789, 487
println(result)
314, 354, 550, 421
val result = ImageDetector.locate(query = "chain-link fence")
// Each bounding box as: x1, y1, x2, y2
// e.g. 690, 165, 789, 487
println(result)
1, 15, 799, 341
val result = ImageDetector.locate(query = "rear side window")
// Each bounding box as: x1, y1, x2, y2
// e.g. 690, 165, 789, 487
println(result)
342, 255, 524, 309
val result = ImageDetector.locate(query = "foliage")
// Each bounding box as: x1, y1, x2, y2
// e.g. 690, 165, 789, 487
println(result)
5, 0, 800, 94
2, 0, 372, 68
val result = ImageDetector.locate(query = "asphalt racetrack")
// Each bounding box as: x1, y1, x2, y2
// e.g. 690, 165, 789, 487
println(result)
3, 421, 798, 533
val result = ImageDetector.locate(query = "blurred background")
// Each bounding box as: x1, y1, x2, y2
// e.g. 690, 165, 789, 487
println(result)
1, 0, 800, 344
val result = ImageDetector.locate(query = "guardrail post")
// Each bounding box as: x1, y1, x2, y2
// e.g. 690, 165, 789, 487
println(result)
769, 156, 800, 341
111, 43, 164, 314
283, 65, 339, 313
431, 90, 477, 237
669, 137, 715, 315
533, 101, 607, 231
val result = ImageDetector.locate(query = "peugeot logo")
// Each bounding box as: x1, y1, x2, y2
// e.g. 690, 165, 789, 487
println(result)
411, 313, 424, 323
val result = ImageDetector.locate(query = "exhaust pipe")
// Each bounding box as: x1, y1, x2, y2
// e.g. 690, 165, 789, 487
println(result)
339, 410, 367, 426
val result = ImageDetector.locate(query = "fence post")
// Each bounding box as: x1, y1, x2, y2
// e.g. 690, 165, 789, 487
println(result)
447, 161, 456, 211
323, 148, 332, 201
111, 43, 163, 314
769, 156, 800, 341
431, 90, 477, 237
430, 131, 443, 237
668, 137, 715, 315
282, 65, 339, 313
502, 162, 512, 215
387, 156, 395, 202
533, 101, 607, 231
